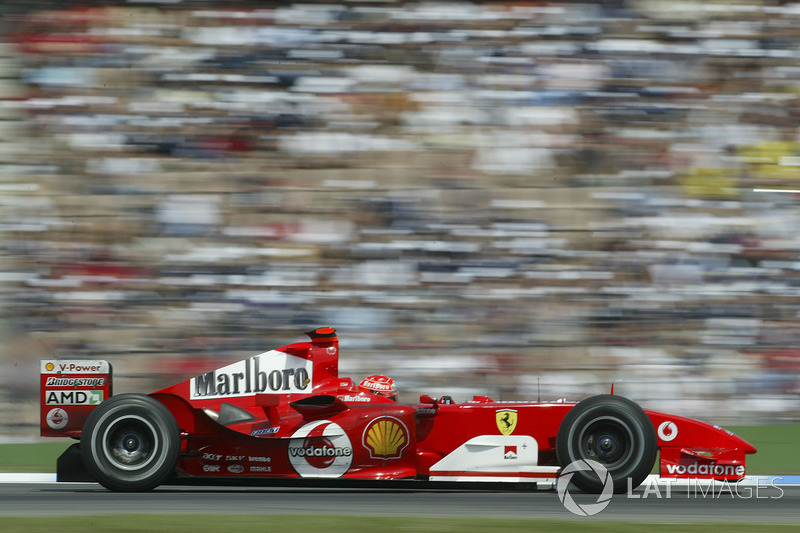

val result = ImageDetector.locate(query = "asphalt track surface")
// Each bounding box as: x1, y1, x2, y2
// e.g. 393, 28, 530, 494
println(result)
1, 482, 798, 523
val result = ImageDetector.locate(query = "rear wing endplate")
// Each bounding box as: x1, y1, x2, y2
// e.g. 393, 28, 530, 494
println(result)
40, 360, 112, 437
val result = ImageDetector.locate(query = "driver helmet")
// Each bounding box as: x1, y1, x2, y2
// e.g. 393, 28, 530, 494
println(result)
358, 375, 398, 401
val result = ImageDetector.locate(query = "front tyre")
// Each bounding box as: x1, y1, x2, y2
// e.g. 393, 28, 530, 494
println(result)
81, 394, 179, 492
556, 394, 657, 494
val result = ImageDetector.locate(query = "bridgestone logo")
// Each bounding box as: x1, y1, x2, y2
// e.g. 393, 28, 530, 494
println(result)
189, 350, 312, 399
46, 377, 106, 387
289, 446, 352, 458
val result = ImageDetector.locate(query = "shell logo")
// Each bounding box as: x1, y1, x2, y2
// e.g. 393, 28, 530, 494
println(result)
362, 417, 409, 459
45, 362, 55, 372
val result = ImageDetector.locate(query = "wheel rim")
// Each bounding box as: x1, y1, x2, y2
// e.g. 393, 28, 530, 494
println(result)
577, 416, 635, 470
101, 415, 160, 471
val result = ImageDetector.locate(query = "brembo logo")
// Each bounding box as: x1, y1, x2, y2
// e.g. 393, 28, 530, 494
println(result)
190, 350, 312, 399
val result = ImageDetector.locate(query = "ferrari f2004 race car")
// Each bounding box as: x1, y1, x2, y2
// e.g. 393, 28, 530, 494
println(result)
41, 328, 756, 492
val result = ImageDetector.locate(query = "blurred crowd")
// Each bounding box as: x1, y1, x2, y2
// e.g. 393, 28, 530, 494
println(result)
1, 0, 800, 436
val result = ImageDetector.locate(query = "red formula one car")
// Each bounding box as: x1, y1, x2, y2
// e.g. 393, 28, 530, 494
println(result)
40, 328, 756, 492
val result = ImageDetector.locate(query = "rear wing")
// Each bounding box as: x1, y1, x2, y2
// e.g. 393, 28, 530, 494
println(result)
40, 360, 112, 437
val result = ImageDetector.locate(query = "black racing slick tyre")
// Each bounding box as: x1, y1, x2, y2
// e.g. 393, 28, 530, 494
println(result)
80, 394, 180, 492
556, 394, 657, 494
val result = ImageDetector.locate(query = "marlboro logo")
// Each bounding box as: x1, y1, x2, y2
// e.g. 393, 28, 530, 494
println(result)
190, 350, 312, 399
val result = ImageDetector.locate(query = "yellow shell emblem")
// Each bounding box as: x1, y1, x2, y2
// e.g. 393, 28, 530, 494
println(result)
363, 417, 409, 459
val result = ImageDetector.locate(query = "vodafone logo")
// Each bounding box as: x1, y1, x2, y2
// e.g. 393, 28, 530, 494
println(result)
657, 421, 678, 442
287, 420, 353, 478
46, 408, 69, 430
664, 462, 745, 477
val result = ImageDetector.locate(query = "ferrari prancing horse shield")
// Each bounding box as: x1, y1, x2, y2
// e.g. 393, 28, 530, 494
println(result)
495, 409, 517, 435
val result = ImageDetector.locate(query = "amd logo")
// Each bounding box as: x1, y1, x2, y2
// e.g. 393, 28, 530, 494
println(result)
45, 390, 103, 405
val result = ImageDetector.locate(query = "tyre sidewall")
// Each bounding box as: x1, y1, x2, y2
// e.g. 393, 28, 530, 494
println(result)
557, 395, 656, 493
81, 394, 179, 492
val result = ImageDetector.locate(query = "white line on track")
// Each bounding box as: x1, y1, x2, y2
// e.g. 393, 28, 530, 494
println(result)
0, 473, 57, 483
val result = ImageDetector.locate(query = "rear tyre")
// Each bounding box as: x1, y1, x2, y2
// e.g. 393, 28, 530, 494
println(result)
556, 394, 657, 493
81, 394, 179, 492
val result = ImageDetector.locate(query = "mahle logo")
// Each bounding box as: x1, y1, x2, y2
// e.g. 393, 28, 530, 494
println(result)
556, 460, 614, 516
